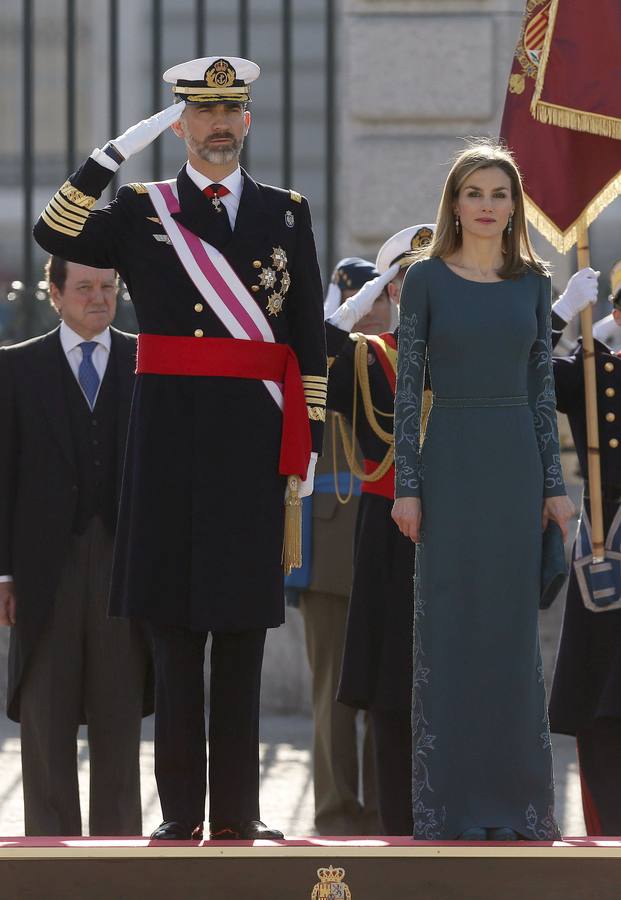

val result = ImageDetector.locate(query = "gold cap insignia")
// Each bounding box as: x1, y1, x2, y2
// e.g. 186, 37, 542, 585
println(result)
411, 226, 434, 250
206, 58, 237, 88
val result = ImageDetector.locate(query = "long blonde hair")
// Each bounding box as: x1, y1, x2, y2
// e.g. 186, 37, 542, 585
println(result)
422, 138, 547, 279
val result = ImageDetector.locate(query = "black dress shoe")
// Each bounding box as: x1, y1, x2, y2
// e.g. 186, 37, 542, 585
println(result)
209, 819, 284, 840
150, 820, 204, 841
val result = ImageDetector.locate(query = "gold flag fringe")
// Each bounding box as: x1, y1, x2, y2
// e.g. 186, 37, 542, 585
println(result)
282, 475, 302, 574
531, 0, 621, 141
531, 103, 621, 141
525, 170, 621, 254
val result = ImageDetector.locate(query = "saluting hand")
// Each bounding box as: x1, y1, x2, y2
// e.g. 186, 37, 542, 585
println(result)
391, 497, 422, 543
92, 102, 186, 170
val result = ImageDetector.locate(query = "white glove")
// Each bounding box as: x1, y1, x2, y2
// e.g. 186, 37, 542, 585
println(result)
327, 263, 400, 332
552, 267, 600, 323
294, 452, 318, 499
91, 102, 186, 171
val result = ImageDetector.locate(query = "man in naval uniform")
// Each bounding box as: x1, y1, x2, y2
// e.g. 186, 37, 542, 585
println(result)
547, 263, 621, 835
33, 56, 326, 841
323, 225, 434, 834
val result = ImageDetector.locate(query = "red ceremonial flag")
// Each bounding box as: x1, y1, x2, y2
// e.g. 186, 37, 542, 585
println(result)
500, 0, 621, 252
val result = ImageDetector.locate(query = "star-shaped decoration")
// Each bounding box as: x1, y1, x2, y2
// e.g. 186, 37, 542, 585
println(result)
271, 246, 288, 271
258, 267, 277, 289
267, 292, 284, 316
280, 270, 291, 294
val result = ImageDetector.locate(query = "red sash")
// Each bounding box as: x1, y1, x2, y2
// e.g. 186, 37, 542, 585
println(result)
136, 334, 311, 478
362, 459, 395, 501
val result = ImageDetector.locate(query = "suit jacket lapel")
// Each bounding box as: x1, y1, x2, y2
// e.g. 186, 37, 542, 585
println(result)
31, 328, 76, 470
224, 169, 269, 271
109, 329, 135, 474
171, 164, 232, 251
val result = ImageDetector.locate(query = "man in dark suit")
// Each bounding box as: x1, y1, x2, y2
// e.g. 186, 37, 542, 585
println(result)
32, 55, 326, 841
0, 257, 150, 836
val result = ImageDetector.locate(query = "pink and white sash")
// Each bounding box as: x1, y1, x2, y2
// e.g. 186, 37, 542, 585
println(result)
145, 179, 283, 411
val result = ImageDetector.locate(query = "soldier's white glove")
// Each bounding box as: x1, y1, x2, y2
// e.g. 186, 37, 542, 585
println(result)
327, 264, 400, 332
287, 452, 317, 500
91, 102, 186, 172
552, 267, 600, 323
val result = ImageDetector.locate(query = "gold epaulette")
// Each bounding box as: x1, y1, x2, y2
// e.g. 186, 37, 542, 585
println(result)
128, 183, 148, 194
289, 189, 302, 203
41, 180, 96, 238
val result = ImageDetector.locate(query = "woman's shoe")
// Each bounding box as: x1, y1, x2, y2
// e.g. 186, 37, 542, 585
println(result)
458, 827, 487, 841
487, 827, 519, 841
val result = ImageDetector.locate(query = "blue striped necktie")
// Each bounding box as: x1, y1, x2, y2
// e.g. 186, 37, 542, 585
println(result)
78, 341, 100, 409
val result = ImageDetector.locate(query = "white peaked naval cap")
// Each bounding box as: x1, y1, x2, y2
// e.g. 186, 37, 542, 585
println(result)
376, 224, 436, 274
163, 56, 260, 104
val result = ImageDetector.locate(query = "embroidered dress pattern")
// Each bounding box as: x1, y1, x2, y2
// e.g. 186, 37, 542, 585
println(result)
394, 308, 426, 496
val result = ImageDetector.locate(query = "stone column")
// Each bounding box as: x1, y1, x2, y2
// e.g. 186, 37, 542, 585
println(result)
338, 0, 572, 288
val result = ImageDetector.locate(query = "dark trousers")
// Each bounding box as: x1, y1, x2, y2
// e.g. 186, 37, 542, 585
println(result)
577, 718, 621, 835
369, 708, 413, 835
299, 593, 379, 835
147, 623, 266, 826
20, 517, 147, 836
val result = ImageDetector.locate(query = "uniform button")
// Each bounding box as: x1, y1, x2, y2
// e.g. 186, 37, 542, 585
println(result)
610, 438, 619, 449
606, 387, 616, 398
92, 439, 99, 446
606, 412, 616, 423
251, 285, 260, 292
605, 361, 615, 372
91, 418, 98, 426
253, 260, 262, 269
194, 303, 203, 312
194, 329, 204, 337
94, 459, 102, 466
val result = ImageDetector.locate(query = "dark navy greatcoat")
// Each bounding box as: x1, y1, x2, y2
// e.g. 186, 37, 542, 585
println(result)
325, 322, 414, 712
33, 158, 326, 632
548, 312, 621, 734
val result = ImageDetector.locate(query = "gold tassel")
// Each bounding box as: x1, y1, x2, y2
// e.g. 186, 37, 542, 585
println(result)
283, 475, 303, 574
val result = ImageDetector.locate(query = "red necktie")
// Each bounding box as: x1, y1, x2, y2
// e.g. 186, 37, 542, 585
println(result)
203, 183, 230, 213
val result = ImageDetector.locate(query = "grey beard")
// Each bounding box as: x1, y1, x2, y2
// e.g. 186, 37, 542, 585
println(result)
190, 134, 244, 165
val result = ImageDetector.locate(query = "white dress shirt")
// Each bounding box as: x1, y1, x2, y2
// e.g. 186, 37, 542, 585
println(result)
0, 323, 112, 583
185, 161, 243, 231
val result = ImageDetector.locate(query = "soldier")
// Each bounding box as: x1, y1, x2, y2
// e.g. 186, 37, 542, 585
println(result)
297, 257, 391, 836
324, 225, 434, 834
33, 56, 326, 841
547, 263, 621, 836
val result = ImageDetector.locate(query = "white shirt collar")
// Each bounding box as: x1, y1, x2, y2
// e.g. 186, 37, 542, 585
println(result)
185, 161, 243, 199
59, 321, 111, 354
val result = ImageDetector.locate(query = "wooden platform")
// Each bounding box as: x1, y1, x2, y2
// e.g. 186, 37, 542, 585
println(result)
1, 836, 620, 900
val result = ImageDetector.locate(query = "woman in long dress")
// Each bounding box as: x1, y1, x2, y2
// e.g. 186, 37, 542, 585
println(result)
391, 139, 574, 841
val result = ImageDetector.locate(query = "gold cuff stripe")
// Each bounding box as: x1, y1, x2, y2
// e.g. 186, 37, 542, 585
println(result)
307, 406, 326, 422
44, 207, 83, 235
49, 196, 89, 226
45, 200, 86, 228
302, 374, 328, 384
41, 209, 81, 237
54, 191, 90, 218
59, 180, 96, 209
304, 392, 327, 404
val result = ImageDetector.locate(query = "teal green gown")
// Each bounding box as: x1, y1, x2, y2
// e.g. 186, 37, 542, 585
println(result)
394, 257, 564, 841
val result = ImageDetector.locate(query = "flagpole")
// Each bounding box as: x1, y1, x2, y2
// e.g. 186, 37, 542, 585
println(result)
577, 219, 605, 562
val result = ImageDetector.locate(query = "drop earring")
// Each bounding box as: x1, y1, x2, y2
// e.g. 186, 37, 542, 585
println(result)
507, 215, 513, 235
455, 214, 460, 235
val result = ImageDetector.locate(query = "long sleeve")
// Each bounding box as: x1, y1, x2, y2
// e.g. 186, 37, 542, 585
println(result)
528, 274, 566, 497
0, 349, 17, 574
33, 156, 131, 271
394, 262, 429, 499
